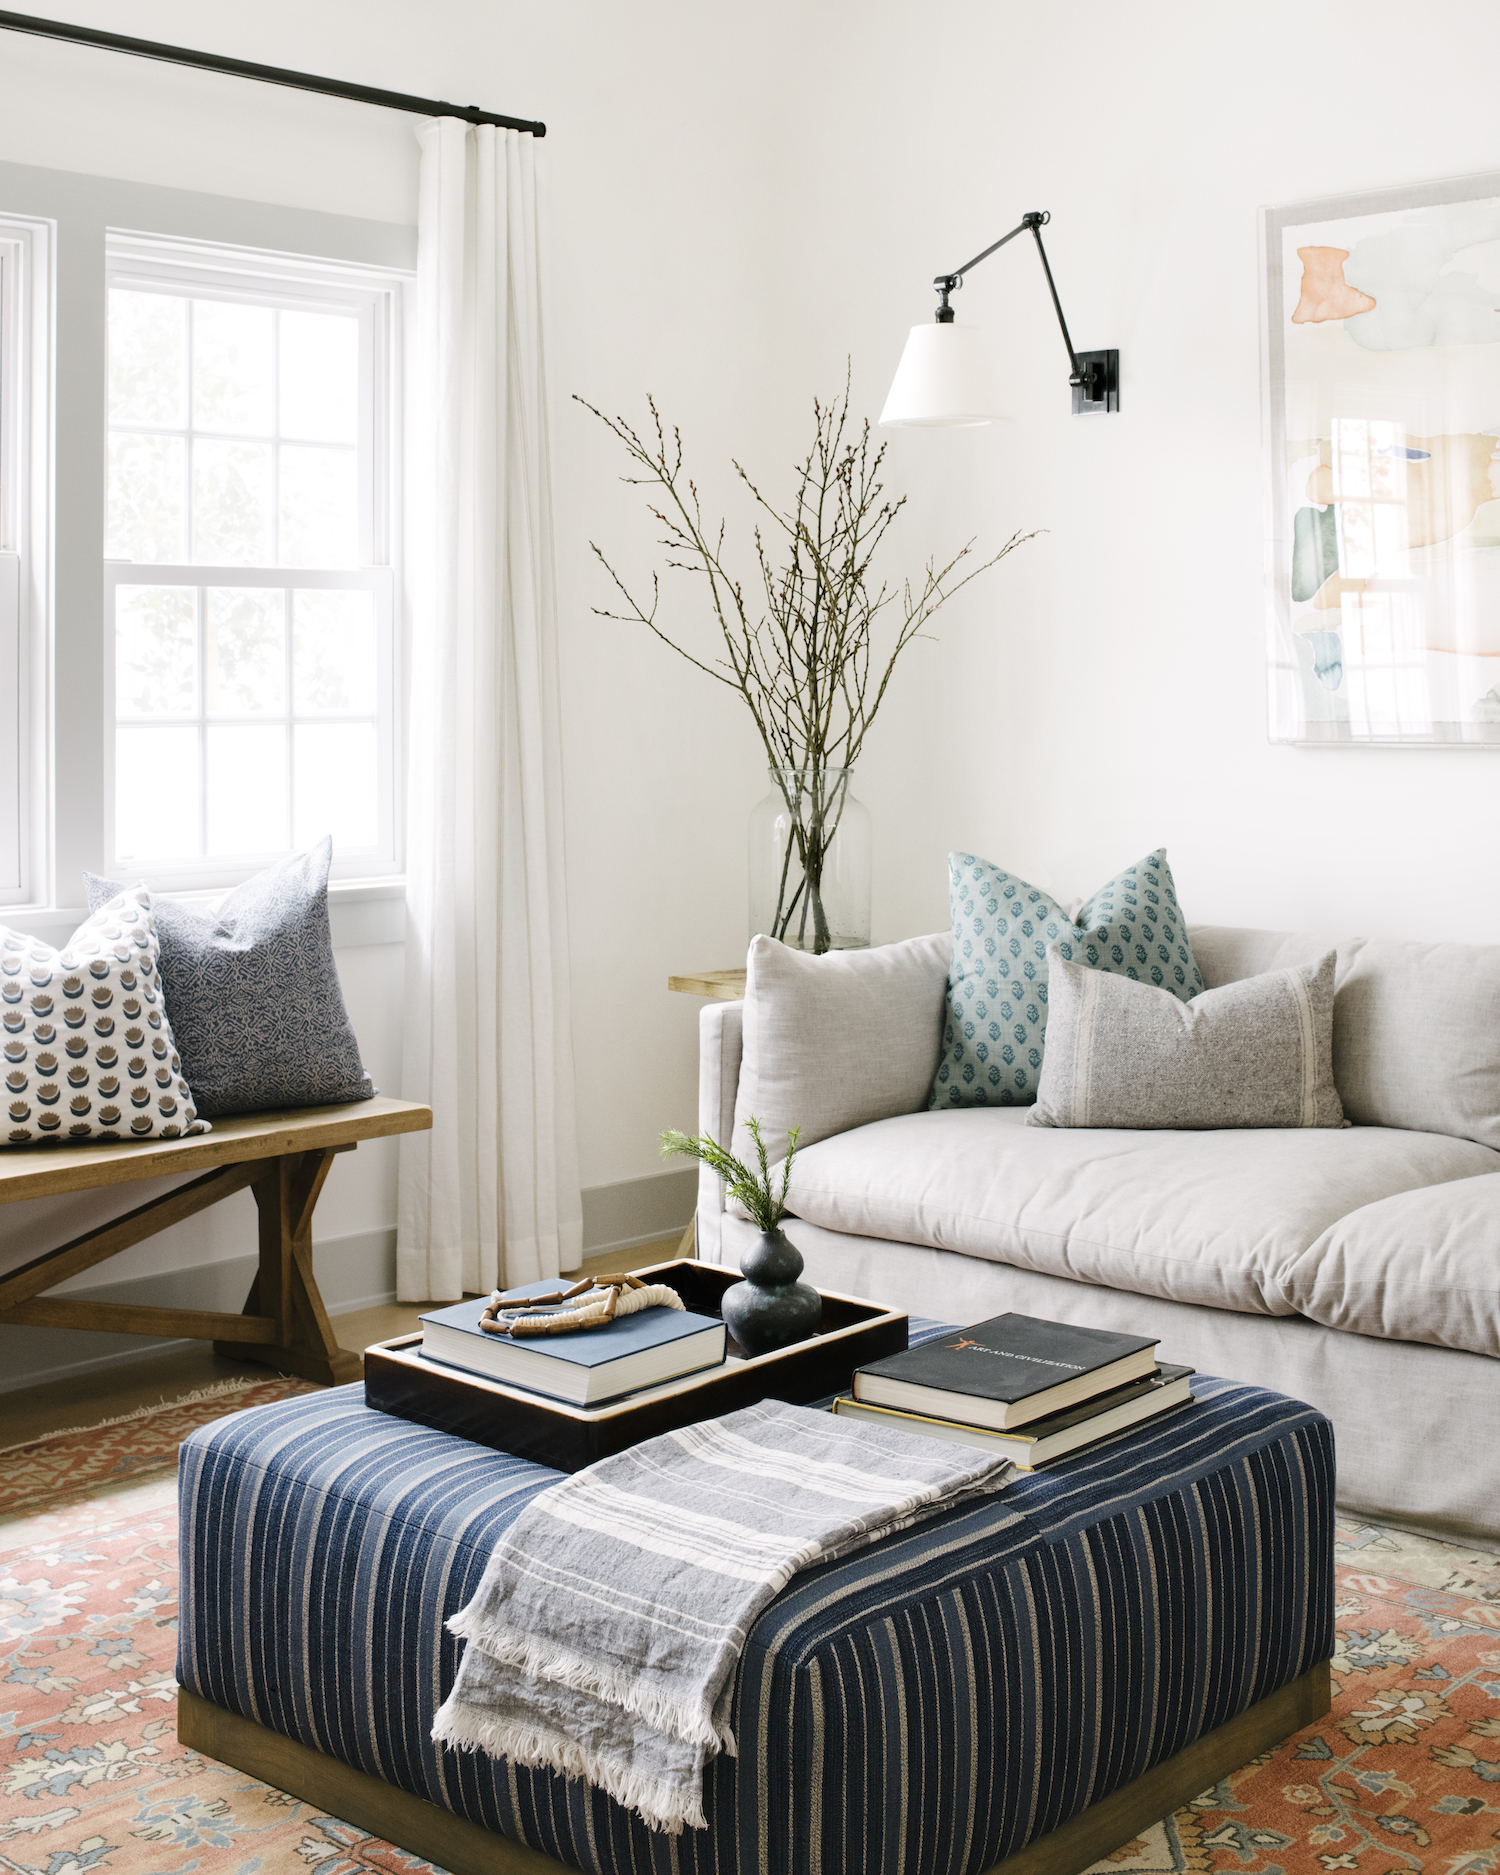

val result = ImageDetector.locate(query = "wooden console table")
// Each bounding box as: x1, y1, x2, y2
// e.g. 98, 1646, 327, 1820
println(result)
667, 969, 745, 999
0, 1095, 432, 1387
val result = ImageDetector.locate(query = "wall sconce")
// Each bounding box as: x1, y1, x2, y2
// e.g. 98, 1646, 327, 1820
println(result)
880, 211, 1119, 426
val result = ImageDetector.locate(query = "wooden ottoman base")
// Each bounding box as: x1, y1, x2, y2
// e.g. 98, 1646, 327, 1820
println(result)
179, 1661, 1331, 1875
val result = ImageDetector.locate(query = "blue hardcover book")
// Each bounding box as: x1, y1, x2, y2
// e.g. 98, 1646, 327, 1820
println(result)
419, 1282, 728, 1406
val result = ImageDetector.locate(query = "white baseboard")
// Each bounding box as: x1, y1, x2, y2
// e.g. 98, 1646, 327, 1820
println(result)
0, 1169, 697, 1395
580, 1167, 696, 1258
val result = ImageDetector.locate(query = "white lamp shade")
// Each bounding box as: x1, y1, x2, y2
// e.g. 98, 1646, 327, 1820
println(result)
878, 321, 1010, 427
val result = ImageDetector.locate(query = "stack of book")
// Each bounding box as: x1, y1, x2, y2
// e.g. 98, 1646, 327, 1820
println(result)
420, 1279, 729, 1407
833, 1313, 1193, 1469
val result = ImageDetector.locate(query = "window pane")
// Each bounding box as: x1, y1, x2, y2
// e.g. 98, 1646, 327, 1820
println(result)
206, 588, 286, 716
193, 439, 273, 563
279, 310, 358, 444
109, 290, 186, 427
193, 299, 274, 436
279, 445, 357, 566
107, 433, 186, 561
116, 725, 200, 860
294, 722, 377, 849
115, 586, 196, 717
206, 724, 287, 854
293, 588, 376, 714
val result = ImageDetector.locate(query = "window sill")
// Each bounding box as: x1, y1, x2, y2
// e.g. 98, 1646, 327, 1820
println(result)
0, 876, 406, 950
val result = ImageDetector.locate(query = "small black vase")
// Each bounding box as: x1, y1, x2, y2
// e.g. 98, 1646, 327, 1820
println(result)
721, 1228, 822, 1357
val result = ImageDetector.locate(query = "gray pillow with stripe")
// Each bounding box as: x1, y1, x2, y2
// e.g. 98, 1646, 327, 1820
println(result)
1029, 948, 1345, 1130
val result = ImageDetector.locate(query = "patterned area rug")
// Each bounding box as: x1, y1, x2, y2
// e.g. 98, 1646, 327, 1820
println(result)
1084, 1520, 1500, 1875
3, 1388, 1499, 1875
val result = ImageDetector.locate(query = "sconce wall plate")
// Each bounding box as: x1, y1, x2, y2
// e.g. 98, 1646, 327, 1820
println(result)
1073, 349, 1119, 415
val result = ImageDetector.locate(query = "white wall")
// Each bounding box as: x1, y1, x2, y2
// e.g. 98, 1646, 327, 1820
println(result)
783, 0, 1500, 950
3, 0, 1498, 1382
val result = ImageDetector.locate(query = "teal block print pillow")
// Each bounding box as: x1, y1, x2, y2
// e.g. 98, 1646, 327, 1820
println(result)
928, 847, 1204, 1109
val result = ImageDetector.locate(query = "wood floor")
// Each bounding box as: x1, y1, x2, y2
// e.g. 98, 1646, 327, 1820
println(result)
1, 1236, 691, 1449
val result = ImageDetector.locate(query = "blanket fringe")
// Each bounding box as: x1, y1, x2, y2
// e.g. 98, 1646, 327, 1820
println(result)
446, 1609, 735, 1755
432, 1694, 708, 1835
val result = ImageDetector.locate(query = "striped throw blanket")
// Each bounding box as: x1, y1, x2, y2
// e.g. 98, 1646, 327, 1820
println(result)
432, 1400, 1014, 1833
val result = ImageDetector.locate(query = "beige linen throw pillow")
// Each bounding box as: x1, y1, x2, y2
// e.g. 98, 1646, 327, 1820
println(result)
1030, 948, 1345, 1130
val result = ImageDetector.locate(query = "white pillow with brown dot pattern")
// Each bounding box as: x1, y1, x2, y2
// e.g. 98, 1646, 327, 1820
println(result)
1, 886, 208, 1144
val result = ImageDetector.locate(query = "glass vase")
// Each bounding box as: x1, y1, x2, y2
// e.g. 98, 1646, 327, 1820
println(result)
748, 766, 871, 954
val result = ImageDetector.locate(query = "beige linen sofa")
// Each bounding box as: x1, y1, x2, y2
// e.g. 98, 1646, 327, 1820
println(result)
695, 925, 1500, 1549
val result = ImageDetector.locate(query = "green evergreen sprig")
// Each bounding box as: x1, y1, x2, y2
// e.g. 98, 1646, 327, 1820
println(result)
661, 1117, 802, 1234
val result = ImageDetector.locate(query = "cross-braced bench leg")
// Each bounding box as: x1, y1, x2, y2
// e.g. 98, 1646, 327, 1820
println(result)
214, 1147, 362, 1386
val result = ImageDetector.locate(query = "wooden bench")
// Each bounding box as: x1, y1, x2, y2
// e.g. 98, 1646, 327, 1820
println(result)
0, 1095, 432, 1386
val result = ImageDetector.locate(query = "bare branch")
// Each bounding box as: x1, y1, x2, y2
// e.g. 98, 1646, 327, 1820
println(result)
573, 378, 1038, 948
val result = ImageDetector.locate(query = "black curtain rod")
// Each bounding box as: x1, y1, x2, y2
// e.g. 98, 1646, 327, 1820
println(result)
0, 8, 545, 135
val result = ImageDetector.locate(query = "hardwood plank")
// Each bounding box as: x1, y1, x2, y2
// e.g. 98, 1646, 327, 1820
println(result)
0, 1161, 263, 1309
0, 1297, 280, 1341
1, 1242, 711, 1441
0, 1342, 282, 1446
559, 1237, 690, 1281
0, 1095, 432, 1205
177, 1662, 1332, 1875
666, 968, 746, 999
210, 1335, 363, 1386
0, 1303, 430, 1444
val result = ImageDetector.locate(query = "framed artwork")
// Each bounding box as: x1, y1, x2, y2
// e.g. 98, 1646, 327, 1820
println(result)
1262, 171, 1500, 745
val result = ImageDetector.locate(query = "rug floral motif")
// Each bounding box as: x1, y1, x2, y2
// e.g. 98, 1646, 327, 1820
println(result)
4, 1390, 1500, 1875
0, 1378, 429, 1875
0, 1378, 319, 1523
1084, 1520, 1500, 1875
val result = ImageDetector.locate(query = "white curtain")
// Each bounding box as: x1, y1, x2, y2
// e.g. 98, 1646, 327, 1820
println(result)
397, 120, 582, 1302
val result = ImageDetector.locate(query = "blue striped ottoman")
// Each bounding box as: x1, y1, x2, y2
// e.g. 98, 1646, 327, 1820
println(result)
176, 1347, 1334, 1875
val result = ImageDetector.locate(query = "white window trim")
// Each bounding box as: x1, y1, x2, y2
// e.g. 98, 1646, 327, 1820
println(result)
0, 213, 54, 910
102, 230, 408, 891
0, 877, 406, 953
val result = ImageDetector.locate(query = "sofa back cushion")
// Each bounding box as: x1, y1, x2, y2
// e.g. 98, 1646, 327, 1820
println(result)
1191, 924, 1500, 1150
732, 932, 950, 1169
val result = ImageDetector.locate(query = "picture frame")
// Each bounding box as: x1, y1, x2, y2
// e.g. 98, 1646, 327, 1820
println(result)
1262, 171, 1500, 746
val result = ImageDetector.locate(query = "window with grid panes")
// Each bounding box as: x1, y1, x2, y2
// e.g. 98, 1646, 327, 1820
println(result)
104, 242, 400, 880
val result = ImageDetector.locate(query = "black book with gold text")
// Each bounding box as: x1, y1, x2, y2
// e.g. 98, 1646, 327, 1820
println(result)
852, 1312, 1159, 1430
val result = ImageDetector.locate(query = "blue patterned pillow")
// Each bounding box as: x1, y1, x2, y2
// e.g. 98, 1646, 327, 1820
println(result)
928, 847, 1203, 1109
85, 839, 374, 1119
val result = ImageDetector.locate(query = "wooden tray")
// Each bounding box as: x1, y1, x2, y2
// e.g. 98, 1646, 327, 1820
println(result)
362, 1257, 908, 1472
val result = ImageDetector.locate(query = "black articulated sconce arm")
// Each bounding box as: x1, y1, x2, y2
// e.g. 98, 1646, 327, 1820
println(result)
934, 211, 1118, 415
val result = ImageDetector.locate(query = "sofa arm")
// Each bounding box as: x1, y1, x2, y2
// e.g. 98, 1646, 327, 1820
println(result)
695, 998, 743, 1265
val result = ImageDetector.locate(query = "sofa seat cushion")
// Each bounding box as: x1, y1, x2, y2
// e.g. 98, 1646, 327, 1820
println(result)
783, 1109, 1500, 1317
1282, 1173, 1500, 1356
